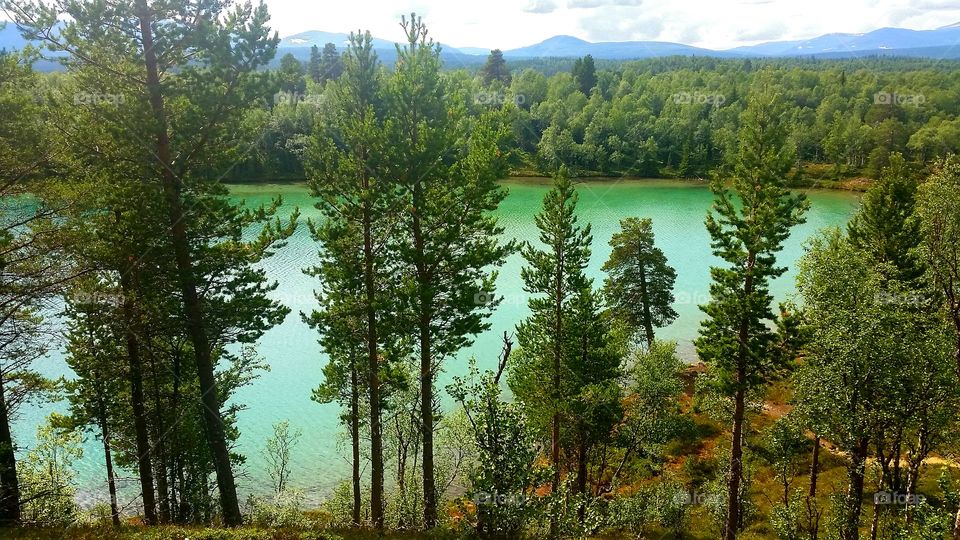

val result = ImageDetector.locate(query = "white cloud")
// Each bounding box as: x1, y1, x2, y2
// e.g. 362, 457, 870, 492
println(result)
8, 0, 958, 51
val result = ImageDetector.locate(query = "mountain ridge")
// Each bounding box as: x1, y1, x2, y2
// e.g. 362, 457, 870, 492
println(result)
4, 20, 960, 61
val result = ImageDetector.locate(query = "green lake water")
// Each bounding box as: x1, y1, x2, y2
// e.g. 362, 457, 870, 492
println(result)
18, 179, 859, 507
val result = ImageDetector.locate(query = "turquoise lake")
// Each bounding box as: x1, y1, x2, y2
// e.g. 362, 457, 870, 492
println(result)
16, 179, 859, 507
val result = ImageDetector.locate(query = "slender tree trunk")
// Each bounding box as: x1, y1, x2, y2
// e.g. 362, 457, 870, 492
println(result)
952, 308, 960, 539
119, 270, 157, 525
135, 4, 241, 525
171, 349, 185, 523
413, 183, 437, 529
576, 430, 588, 522
869, 464, 889, 540
350, 353, 362, 527
361, 184, 384, 531
809, 435, 821, 498
805, 441, 821, 540
550, 247, 565, 539
724, 383, 746, 540
98, 402, 121, 527
904, 427, 926, 524
842, 437, 870, 540
0, 378, 20, 526
148, 345, 171, 523
724, 259, 754, 540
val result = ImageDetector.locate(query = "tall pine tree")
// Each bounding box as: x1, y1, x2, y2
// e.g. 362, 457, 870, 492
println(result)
695, 84, 807, 540
387, 14, 513, 528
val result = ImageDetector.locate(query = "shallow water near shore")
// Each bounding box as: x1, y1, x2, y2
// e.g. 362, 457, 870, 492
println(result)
16, 178, 859, 508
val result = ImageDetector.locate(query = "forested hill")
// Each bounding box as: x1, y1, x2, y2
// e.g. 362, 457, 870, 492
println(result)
231, 54, 960, 185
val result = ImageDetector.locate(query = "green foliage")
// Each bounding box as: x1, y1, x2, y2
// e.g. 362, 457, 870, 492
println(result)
696, 83, 809, 393
602, 217, 678, 346
480, 49, 511, 86
848, 152, 922, 282
606, 480, 690, 536
309, 43, 343, 85
245, 490, 312, 530
448, 355, 545, 539
19, 417, 81, 526
509, 170, 593, 435
278, 53, 307, 95
756, 416, 810, 507
571, 55, 597, 95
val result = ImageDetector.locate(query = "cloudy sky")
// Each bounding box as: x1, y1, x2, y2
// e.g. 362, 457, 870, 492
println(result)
258, 0, 960, 50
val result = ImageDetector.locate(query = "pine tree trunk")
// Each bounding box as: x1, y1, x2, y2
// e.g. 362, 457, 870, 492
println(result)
171, 349, 185, 523
551, 247, 565, 539
361, 187, 384, 531
98, 407, 121, 527
420, 345, 436, 529
119, 270, 157, 525
0, 378, 20, 526
350, 354, 362, 527
724, 259, 754, 540
135, 3, 241, 525
724, 384, 746, 540
413, 189, 437, 529
576, 430, 588, 523
148, 344, 171, 524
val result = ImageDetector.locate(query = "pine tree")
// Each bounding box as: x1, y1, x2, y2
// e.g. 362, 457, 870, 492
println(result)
278, 52, 306, 94
387, 14, 513, 528
308, 45, 322, 83
480, 49, 511, 86
695, 85, 807, 540
509, 169, 592, 536
304, 219, 369, 526
305, 31, 398, 531
572, 54, 597, 95
6, 0, 289, 524
602, 217, 678, 347
848, 152, 922, 283
563, 288, 623, 500
0, 50, 60, 526
319, 43, 344, 84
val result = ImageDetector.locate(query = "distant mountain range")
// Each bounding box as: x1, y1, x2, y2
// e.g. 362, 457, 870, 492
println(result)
4, 20, 960, 63
498, 23, 960, 60
730, 23, 960, 57
501, 35, 719, 59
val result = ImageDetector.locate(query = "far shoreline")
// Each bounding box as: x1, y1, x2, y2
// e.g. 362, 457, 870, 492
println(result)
226, 173, 871, 193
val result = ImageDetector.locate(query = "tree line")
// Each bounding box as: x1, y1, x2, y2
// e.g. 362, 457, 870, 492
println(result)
230, 47, 960, 186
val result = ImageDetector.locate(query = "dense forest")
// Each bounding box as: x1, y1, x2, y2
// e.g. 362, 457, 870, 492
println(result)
231, 44, 960, 186
2, 2, 960, 540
